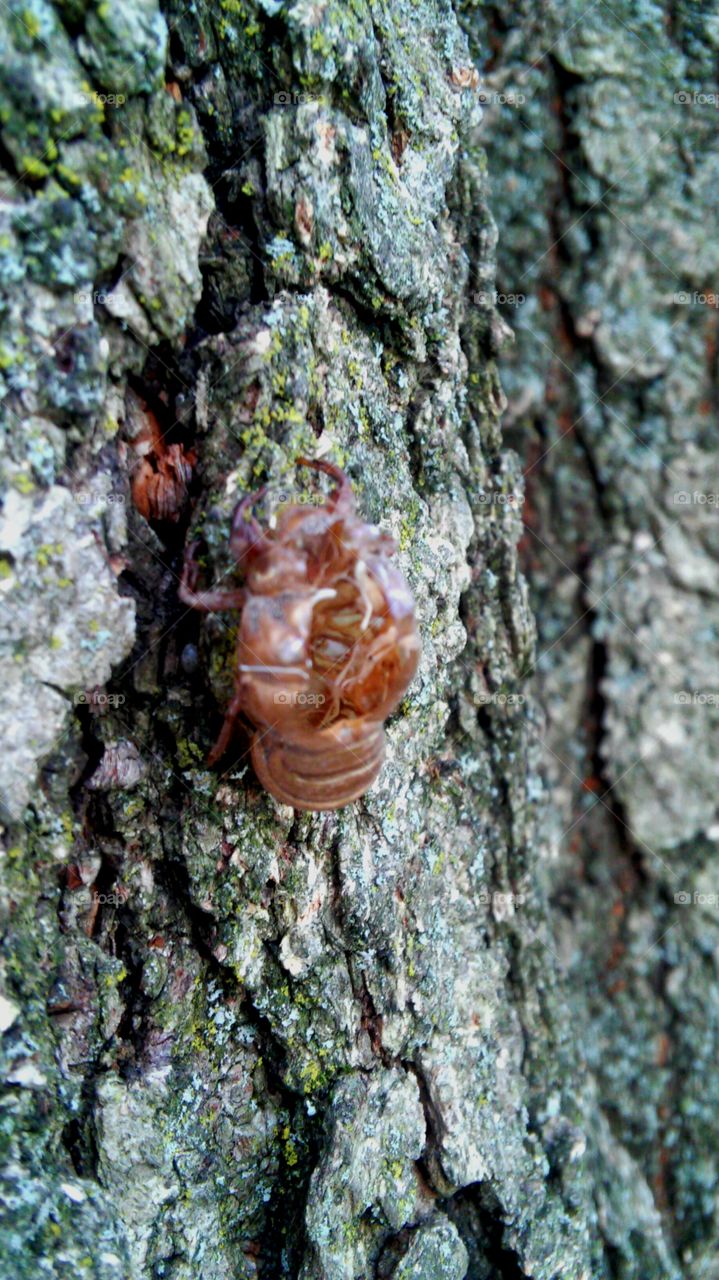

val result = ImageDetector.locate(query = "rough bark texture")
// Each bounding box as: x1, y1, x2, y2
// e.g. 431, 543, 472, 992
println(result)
0, 1, 716, 1279
459, 5, 719, 1278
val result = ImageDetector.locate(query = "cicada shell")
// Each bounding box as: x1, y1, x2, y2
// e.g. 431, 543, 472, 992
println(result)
179, 459, 421, 810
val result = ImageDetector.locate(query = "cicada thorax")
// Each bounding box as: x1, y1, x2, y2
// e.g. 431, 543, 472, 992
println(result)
308, 555, 421, 722
239, 524, 421, 737
235, 588, 329, 734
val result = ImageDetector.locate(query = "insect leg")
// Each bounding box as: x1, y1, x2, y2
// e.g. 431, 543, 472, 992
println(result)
178, 541, 246, 612
295, 457, 354, 510
207, 691, 246, 765
229, 489, 272, 563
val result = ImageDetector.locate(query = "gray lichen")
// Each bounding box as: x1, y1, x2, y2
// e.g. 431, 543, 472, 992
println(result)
0, 483, 135, 818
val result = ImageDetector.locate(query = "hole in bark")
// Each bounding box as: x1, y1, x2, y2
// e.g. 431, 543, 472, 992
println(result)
446, 1184, 528, 1279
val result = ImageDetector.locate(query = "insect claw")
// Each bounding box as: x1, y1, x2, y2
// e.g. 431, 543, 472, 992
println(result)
181, 540, 202, 593
178, 540, 246, 612
235, 487, 267, 520
230, 488, 270, 563
207, 693, 245, 765
295, 457, 353, 509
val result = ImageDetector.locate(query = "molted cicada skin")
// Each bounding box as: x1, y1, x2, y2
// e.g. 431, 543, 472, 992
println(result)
179, 459, 421, 811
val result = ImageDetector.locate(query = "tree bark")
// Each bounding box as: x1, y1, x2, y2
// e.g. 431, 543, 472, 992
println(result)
0, 0, 715, 1278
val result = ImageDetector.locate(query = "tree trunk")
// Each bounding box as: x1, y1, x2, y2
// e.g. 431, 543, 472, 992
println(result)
0, 0, 715, 1278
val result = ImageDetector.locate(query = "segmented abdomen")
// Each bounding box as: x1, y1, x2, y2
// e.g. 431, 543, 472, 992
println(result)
251, 718, 385, 810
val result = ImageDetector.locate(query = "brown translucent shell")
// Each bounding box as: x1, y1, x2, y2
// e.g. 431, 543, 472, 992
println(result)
129, 399, 195, 523
179, 459, 421, 810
